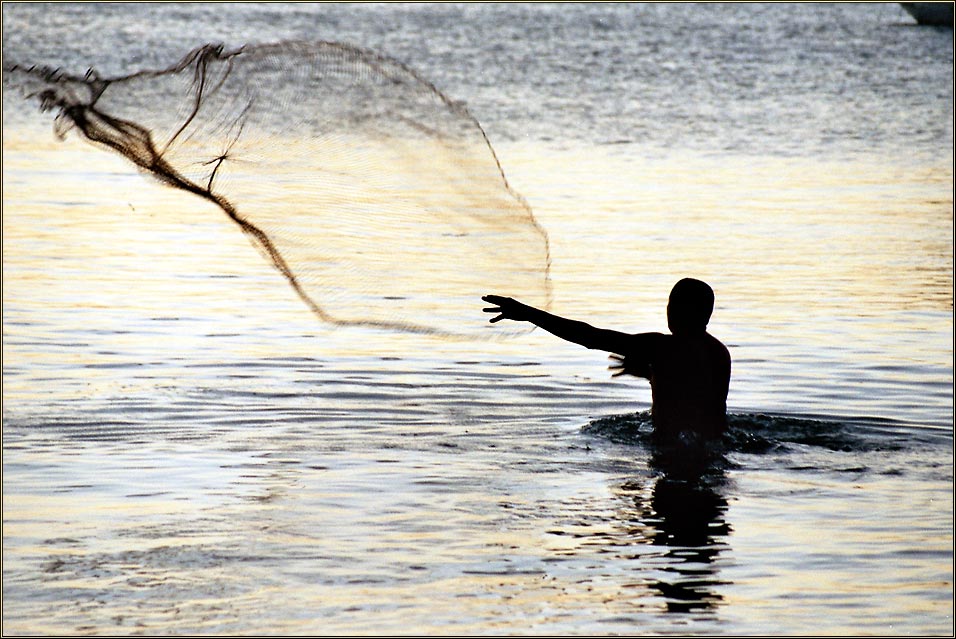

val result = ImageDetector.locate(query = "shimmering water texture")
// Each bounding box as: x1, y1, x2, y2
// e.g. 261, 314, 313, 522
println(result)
3, 41, 551, 337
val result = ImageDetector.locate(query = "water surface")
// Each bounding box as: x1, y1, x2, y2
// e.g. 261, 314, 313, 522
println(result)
3, 3, 952, 635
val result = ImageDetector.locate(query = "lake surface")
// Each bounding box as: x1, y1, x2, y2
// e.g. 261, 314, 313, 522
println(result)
2, 3, 953, 635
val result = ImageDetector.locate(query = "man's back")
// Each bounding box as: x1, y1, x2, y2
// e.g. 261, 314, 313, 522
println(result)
637, 331, 731, 441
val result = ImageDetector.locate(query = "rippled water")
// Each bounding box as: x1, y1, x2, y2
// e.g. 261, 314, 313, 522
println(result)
2, 3, 953, 635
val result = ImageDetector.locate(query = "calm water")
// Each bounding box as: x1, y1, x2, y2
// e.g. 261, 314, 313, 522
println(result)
2, 3, 953, 635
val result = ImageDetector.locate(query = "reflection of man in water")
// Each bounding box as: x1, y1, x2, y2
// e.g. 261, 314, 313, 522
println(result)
483, 278, 731, 441
641, 475, 731, 612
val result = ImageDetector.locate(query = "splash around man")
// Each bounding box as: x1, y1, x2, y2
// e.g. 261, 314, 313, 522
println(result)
482, 278, 731, 442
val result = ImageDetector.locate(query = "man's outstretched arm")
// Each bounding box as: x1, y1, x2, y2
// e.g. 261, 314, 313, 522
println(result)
482, 295, 633, 353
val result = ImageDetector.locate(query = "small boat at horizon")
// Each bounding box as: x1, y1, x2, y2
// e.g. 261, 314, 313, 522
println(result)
900, 2, 954, 26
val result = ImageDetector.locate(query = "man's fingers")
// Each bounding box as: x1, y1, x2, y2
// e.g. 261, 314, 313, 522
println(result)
482, 294, 516, 308
482, 296, 516, 324
609, 354, 629, 377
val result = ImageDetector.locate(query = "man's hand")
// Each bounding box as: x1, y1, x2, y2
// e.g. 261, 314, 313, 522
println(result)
608, 353, 650, 379
482, 295, 533, 323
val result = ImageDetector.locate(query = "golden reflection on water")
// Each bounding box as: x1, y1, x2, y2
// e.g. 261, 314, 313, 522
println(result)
4, 132, 954, 418
500, 141, 952, 317
5, 134, 951, 324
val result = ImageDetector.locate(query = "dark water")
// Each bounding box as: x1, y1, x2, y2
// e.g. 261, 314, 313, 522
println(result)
2, 2, 952, 635
3, 3, 952, 159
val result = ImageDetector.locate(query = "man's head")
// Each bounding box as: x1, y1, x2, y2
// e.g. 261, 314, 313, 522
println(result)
667, 278, 715, 334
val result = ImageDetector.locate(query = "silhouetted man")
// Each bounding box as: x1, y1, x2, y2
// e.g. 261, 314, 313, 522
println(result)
482, 278, 731, 442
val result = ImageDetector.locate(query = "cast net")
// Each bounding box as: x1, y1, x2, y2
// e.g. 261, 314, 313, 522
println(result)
4, 41, 552, 337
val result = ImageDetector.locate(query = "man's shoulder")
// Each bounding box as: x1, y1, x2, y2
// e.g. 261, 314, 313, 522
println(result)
704, 332, 731, 362
627, 331, 670, 347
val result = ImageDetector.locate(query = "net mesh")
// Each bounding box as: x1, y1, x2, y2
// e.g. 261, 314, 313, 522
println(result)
4, 41, 552, 337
